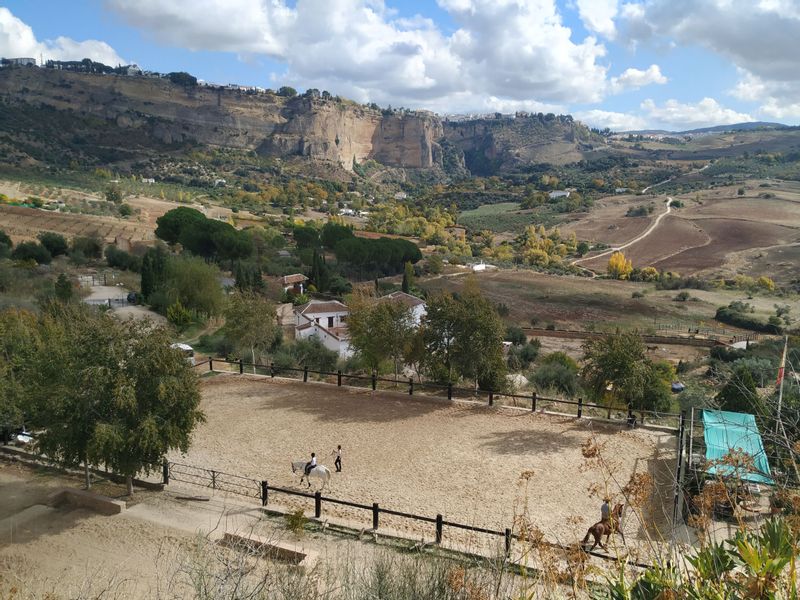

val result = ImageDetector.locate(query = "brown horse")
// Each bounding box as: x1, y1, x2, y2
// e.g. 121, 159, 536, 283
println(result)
582, 503, 625, 551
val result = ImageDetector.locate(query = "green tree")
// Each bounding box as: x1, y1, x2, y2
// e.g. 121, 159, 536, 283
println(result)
167, 71, 198, 86
234, 261, 264, 292
223, 290, 279, 370
54, 273, 73, 303
90, 319, 204, 494
30, 304, 204, 493
155, 207, 206, 245
140, 245, 169, 301
582, 330, 669, 411
422, 293, 461, 382
0, 309, 38, 434
164, 256, 225, 318
105, 184, 123, 204
37, 232, 68, 257
716, 366, 762, 414
401, 261, 414, 293
347, 291, 414, 379
309, 248, 330, 293
293, 225, 319, 249
422, 282, 506, 389
426, 254, 444, 274
277, 86, 298, 97
320, 222, 354, 249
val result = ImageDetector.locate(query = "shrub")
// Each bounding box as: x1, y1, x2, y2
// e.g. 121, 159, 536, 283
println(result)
0, 229, 11, 258
632, 290, 645, 299
105, 245, 142, 272
37, 232, 68, 257
167, 300, 193, 331
505, 325, 527, 345
530, 363, 579, 396
715, 303, 782, 333
70, 235, 103, 259
11, 241, 52, 264
284, 509, 307, 534
674, 290, 690, 302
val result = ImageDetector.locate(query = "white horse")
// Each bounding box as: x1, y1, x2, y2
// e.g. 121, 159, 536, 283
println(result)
291, 460, 331, 489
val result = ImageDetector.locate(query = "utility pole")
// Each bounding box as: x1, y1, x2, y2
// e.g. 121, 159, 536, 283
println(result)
775, 335, 800, 482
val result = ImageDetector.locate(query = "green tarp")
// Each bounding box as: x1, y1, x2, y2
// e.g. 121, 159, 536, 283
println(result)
702, 410, 774, 485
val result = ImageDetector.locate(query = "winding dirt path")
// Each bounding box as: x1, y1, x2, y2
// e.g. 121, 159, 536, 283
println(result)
572, 197, 673, 267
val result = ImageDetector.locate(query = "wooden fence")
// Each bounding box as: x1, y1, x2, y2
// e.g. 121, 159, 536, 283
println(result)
164, 459, 653, 569
196, 358, 682, 432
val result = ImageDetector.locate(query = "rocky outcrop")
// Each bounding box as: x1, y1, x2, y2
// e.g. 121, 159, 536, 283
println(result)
0, 67, 442, 170
0, 67, 599, 174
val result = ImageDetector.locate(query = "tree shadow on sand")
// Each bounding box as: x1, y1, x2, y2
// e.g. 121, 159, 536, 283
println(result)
477, 427, 581, 457
256, 386, 450, 424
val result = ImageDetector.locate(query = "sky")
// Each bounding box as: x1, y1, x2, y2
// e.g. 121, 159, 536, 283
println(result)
1, 0, 799, 131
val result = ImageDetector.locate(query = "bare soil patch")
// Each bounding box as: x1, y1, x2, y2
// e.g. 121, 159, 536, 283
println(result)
651, 218, 799, 273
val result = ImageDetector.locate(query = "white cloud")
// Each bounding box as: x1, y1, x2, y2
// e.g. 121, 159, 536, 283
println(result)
620, 1, 800, 118
576, 0, 619, 39
0, 7, 124, 65
105, 0, 612, 112
575, 109, 647, 131
640, 97, 754, 129
610, 64, 667, 92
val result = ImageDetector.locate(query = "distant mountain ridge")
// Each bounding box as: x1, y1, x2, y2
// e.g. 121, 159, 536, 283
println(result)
623, 121, 788, 135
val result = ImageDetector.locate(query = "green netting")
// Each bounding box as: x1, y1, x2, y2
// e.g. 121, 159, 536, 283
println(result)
702, 410, 773, 485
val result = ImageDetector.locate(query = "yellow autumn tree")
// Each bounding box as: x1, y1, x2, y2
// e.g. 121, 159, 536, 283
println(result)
607, 251, 633, 280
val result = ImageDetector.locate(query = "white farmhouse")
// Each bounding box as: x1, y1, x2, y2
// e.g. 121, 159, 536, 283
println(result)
378, 291, 427, 326
294, 299, 352, 357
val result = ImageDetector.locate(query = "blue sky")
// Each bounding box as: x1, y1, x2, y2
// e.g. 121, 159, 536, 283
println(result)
2, 1, 799, 130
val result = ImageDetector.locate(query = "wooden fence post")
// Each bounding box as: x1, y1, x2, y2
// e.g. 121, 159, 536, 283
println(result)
504, 528, 512, 556
209, 358, 213, 371
337, 370, 342, 386
532, 392, 537, 412
314, 491, 322, 518
577, 397, 583, 418
303, 365, 309, 383
488, 390, 494, 406
435, 514, 443, 544
270, 362, 275, 378
371, 372, 377, 391
372, 503, 379, 530
447, 382, 453, 400
408, 378, 413, 395
162, 460, 169, 485
261, 480, 268, 506
211, 470, 217, 490
239, 359, 243, 375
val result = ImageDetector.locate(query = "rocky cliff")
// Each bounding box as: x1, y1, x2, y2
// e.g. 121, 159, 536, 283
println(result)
0, 67, 442, 170
0, 67, 599, 175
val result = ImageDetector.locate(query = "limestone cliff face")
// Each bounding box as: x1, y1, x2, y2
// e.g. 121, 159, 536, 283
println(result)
0, 68, 442, 170
443, 115, 602, 174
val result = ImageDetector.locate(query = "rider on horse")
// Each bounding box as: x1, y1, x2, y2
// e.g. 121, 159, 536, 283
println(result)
304, 453, 317, 476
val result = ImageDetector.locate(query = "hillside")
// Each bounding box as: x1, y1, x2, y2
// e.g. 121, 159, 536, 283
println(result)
0, 66, 601, 177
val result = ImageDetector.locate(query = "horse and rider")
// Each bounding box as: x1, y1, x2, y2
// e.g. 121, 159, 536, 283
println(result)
582, 497, 625, 551
290, 447, 342, 489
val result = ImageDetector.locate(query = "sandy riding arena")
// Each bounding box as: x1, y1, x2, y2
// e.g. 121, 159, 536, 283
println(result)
175, 375, 677, 553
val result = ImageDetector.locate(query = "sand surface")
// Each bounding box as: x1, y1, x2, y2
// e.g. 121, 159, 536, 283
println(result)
175, 376, 677, 551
